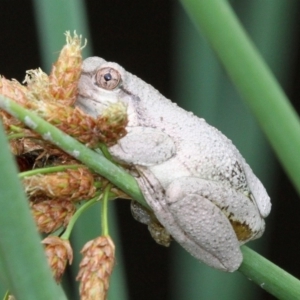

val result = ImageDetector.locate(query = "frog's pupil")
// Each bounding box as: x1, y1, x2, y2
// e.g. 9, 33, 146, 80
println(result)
104, 73, 112, 81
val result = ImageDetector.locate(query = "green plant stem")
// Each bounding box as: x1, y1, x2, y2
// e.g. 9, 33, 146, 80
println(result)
7, 133, 26, 140
101, 184, 112, 236
178, 1, 300, 297
239, 246, 300, 299
0, 95, 148, 209
179, 0, 300, 197
61, 194, 100, 240
19, 164, 81, 178
0, 121, 67, 300
1, 96, 300, 296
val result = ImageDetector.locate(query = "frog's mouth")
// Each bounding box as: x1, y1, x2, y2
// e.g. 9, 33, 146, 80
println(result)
75, 94, 108, 118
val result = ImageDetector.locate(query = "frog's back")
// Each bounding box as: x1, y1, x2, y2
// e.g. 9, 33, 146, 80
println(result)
125, 73, 270, 217
127, 74, 247, 190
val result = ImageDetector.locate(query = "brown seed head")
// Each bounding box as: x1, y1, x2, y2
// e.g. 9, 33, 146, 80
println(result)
49, 31, 85, 105
42, 236, 73, 282
30, 199, 76, 233
95, 101, 128, 146
24, 68, 53, 103
77, 236, 115, 300
0, 76, 33, 108
24, 167, 96, 201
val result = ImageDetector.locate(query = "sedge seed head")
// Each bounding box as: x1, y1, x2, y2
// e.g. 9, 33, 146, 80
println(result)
24, 167, 96, 201
49, 31, 85, 105
30, 199, 76, 233
77, 236, 115, 300
42, 236, 73, 282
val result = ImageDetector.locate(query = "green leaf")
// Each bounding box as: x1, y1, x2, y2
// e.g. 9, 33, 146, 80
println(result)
0, 121, 67, 300
179, 0, 300, 197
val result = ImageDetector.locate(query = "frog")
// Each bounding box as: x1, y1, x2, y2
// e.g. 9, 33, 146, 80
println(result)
75, 56, 271, 272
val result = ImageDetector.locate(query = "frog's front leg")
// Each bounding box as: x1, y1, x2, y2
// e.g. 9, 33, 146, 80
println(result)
136, 167, 247, 272
109, 126, 176, 166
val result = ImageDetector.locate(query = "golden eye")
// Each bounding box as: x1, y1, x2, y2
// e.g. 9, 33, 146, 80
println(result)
95, 67, 121, 90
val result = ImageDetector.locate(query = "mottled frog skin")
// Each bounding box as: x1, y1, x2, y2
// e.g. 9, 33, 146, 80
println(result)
76, 57, 271, 272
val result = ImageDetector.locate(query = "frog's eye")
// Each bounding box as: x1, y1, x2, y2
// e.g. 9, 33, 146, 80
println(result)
95, 67, 121, 90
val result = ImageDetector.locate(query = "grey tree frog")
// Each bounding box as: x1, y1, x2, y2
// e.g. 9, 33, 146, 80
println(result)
76, 57, 271, 272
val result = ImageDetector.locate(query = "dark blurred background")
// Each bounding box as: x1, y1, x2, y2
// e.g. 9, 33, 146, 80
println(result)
1, 1, 300, 299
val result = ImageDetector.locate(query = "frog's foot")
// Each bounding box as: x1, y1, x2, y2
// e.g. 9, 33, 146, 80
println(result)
130, 200, 172, 247
136, 168, 243, 272
109, 127, 176, 166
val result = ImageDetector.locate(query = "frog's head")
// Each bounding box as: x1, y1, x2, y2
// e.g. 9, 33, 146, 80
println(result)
76, 56, 170, 127
76, 57, 134, 119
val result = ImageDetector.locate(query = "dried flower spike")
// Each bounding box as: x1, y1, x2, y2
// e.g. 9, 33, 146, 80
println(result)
95, 101, 128, 146
24, 167, 96, 201
49, 31, 85, 105
0, 77, 33, 109
42, 236, 73, 282
31, 199, 76, 233
24, 68, 52, 103
77, 236, 115, 300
